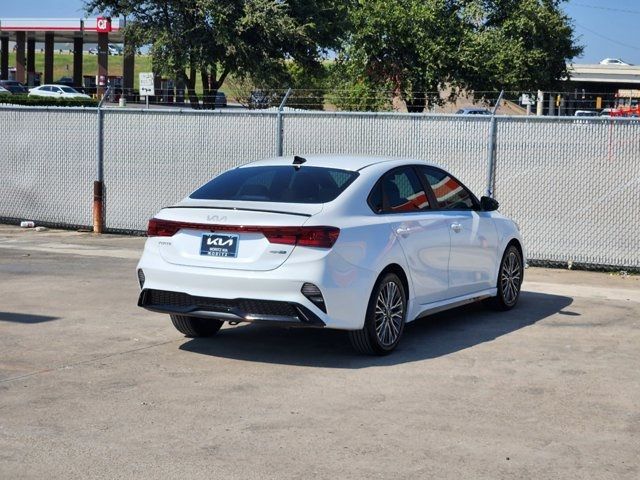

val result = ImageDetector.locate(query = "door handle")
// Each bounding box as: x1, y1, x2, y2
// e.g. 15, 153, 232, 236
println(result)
395, 227, 412, 236
450, 222, 462, 233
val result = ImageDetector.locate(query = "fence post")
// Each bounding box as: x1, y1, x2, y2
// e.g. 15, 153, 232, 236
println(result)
536, 90, 544, 116
93, 87, 110, 233
276, 88, 292, 157
485, 90, 504, 198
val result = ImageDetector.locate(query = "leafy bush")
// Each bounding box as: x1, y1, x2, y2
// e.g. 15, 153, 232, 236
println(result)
0, 94, 98, 107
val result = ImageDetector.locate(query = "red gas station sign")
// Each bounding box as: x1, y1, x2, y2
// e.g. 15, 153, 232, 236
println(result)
96, 17, 112, 33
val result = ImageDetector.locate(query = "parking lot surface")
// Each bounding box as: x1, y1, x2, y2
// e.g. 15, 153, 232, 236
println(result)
0, 225, 639, 479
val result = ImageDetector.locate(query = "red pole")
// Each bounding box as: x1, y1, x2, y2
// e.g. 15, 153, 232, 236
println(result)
93, 181, 104, 233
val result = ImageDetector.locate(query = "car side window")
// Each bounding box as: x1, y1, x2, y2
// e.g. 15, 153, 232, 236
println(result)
369, 166, 430, 214
418, 166, 477, 210
368, 183, 383, 213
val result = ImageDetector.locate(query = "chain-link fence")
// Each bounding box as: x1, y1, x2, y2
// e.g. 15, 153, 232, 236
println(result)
495, 116, 640, 269
282, 112, 490, 196
102, 109, 278, 231
0, 106, 97, 228
1, 105, 639, 270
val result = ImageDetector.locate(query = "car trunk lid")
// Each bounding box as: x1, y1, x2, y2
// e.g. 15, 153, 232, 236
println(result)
151, 202, 322, 271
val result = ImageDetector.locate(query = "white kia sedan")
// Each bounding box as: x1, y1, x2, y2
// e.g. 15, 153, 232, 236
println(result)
28, 84, 91, 99
137, 155, 524, 355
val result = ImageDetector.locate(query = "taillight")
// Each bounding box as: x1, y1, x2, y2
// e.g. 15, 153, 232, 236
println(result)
147, 218, 181, 237
147, 219, 340, 249
261, 228, 299, 246
254, 226, 340, 248
295, 227, 340, 248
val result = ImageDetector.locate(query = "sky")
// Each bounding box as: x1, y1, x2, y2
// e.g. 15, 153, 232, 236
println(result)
563, 1, 640, 64
1, 0, 639, 65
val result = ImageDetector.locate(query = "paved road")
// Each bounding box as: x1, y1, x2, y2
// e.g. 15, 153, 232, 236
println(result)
0, 225, 638, 479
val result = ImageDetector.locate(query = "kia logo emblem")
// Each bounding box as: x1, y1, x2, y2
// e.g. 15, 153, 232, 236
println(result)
206, 237, 234, 246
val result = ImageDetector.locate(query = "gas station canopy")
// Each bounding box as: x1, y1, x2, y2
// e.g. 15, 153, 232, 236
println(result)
0, 17, 133, 95
0, 17, 125, 43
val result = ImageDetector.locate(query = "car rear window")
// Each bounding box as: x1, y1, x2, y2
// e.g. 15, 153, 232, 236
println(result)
190, 166, 359, 204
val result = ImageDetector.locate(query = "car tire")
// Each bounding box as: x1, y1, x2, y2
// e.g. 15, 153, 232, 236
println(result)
485, 244, 523, 311
170, 314, 223, 338
349, 272, 407, 355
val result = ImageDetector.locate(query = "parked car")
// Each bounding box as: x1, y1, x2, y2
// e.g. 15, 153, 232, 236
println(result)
574, 110, 597, 117
56, 77, 74, 86
0, 85, 11, 95
137, 155, 524, 355
87, 44, 122, 55
249, 90, 275, 109
600, 58, 631, 66
199, 91, 227, 107
28, 85, 91, 99
214, 91, 227, 108
456, 107, 492, 115
0, 80, 29, 94
55, 77, 88, 94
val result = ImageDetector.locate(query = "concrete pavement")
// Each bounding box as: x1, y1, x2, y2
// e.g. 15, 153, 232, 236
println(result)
0, 225, 638, 479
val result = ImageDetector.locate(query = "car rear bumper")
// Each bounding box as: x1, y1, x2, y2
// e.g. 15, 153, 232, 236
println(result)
138, 288, 325, 327
136, 240, 377, 330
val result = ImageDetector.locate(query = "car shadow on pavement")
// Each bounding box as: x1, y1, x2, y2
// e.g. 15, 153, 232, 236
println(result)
178, 291, 573, 368
0, 311, 60, 324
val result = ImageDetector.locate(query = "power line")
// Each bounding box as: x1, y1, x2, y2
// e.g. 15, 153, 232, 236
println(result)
571, 2, 640, 15
574, 22, 640, 51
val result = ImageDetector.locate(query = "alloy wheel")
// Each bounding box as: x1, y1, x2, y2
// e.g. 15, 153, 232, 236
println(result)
500, 251, 522, 306
374, 281, 405, 347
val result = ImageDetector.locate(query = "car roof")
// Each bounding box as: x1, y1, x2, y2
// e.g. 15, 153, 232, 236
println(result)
241, 154, 441, 171
601, 58, 628, 64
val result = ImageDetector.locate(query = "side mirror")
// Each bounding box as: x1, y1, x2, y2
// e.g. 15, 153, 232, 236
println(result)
480, 196, 499, 211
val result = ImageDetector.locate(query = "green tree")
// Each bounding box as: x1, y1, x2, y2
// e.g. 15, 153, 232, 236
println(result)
337, 0, 582, 112
283, 61, 329, 110
458, 0, 582, 94
85, 0, 348, 108
334, 0, 464, 112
